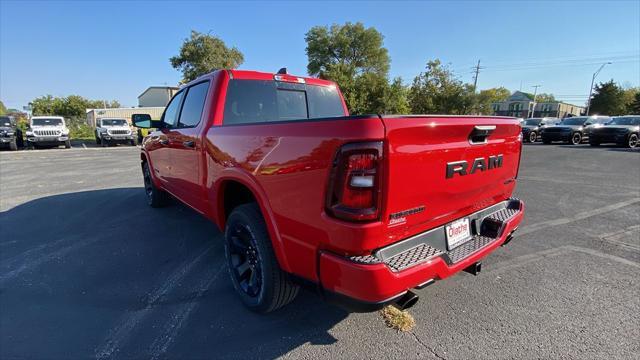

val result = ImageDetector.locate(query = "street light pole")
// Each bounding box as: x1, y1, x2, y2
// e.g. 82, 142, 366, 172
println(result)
530, 85, 541, 118
585, 62, 611, 116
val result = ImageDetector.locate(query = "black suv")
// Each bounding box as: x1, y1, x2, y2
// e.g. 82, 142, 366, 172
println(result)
521, 117, 558, 143
589, 116, 640, 148
541, 116, 610, 145
0, 116, 23, 151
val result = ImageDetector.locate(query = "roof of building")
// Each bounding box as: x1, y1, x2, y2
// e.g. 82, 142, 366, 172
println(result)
138, 86, 180, 99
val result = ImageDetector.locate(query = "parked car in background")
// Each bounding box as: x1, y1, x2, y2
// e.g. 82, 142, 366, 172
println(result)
521, 117, 558, 143
26, 116, 70, 149
541, 116, 610, 145
582, 115, 612, 138
0, 115, 24, 150
132, 69, 525, 313
589, 115, 640, 148
95, 118, 136, 146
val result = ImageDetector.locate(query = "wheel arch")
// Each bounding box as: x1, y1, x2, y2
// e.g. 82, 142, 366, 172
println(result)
214, 174, 291, 273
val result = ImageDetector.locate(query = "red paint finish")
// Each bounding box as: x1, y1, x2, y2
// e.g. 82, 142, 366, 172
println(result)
140, 69, 525, 304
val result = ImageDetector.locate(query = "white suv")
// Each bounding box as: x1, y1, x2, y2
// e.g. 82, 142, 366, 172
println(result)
26, 116, 70, 149
95, 118, 136, 146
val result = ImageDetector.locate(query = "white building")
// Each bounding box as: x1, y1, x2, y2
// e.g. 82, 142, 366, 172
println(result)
138, 86, 180, 107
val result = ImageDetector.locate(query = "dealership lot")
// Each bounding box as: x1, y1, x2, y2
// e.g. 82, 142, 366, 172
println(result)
0, 144, 638, 359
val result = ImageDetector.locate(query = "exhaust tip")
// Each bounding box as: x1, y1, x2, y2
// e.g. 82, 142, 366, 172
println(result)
392, 291, 419, 310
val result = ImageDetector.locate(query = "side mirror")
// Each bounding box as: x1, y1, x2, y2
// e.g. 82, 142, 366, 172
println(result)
131, 114, 161, 129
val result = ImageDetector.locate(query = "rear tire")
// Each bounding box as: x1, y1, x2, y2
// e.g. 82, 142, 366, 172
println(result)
142, 161, 168, 208
224, 203, 299, 313
16, 131, 24, 148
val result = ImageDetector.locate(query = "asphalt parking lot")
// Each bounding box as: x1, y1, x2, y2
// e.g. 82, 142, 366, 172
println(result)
0, 143, 638, 359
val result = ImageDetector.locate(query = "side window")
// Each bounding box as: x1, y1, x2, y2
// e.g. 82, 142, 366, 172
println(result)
178, 81, 210, 128
162, 91, 185, 128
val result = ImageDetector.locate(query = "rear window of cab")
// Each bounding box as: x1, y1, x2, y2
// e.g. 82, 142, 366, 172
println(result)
222, 80, 345, 125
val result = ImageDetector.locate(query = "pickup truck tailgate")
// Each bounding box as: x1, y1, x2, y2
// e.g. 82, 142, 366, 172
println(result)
381, 116, 522, 242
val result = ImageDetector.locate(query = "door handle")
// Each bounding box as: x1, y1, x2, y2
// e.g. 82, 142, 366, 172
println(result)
159, 139, 169, 145
183, 140, 195, 148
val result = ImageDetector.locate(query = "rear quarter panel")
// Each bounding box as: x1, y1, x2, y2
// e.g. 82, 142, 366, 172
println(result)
204, 118, 385, 281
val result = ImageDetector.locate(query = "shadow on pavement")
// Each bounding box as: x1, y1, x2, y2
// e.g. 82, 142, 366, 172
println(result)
0, 188, 348, 359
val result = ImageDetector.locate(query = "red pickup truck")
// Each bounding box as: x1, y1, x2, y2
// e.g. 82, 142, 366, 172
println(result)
132, 69, 525, 313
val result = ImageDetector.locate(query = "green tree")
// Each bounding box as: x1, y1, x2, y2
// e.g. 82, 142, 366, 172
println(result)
534, 93, 556, 103
170, 30, 244, 83
588, 80, 627, 115
0, 100, 6, 115
628, 91, 640, 114
409, 59, 474, 114
475, 87, 511, 115
306, 22, 400, 114
31, 95, 119, 117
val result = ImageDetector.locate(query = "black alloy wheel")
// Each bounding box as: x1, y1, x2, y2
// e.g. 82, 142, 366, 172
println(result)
227, 223, 263, 297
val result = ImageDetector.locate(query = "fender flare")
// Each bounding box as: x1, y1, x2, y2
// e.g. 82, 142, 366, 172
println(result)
140, 150, 163, 189
213, 169, 292, 273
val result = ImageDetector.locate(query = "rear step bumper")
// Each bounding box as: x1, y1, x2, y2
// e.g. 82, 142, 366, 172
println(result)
319, 198, 524, 311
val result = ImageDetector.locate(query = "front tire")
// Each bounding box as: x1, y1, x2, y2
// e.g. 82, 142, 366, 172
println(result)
9, 139, 17, 151
142, 161, 168, 208
628, 133, 639, 148
528, 131, 537, 143
95, 132, 101, 145
570, 133, 582, 145
224, 203, 299, 313
64, 140, 71, 149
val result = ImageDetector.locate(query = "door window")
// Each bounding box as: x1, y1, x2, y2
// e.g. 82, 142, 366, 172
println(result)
178, 81, 210, 128
162, 91, 185, 128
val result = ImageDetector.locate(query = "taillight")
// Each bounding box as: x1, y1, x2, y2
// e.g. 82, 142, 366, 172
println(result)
326, 141, 383, 222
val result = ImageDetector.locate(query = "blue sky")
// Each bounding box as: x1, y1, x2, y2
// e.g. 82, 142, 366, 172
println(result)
1, 0, 638, 110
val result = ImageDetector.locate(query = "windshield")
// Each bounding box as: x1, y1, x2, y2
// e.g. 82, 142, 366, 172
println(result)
523, 119, 540, 126
560, 118, 587, 125
608, 117, 640, 126
101, 119, 127, 126
0, 116, 11, 127
32, 118, 63, 126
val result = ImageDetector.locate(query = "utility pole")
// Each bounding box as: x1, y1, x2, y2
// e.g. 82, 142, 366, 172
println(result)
585, 62, 612, 115
530, 85, 541, 118
472, 60, 482, 92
